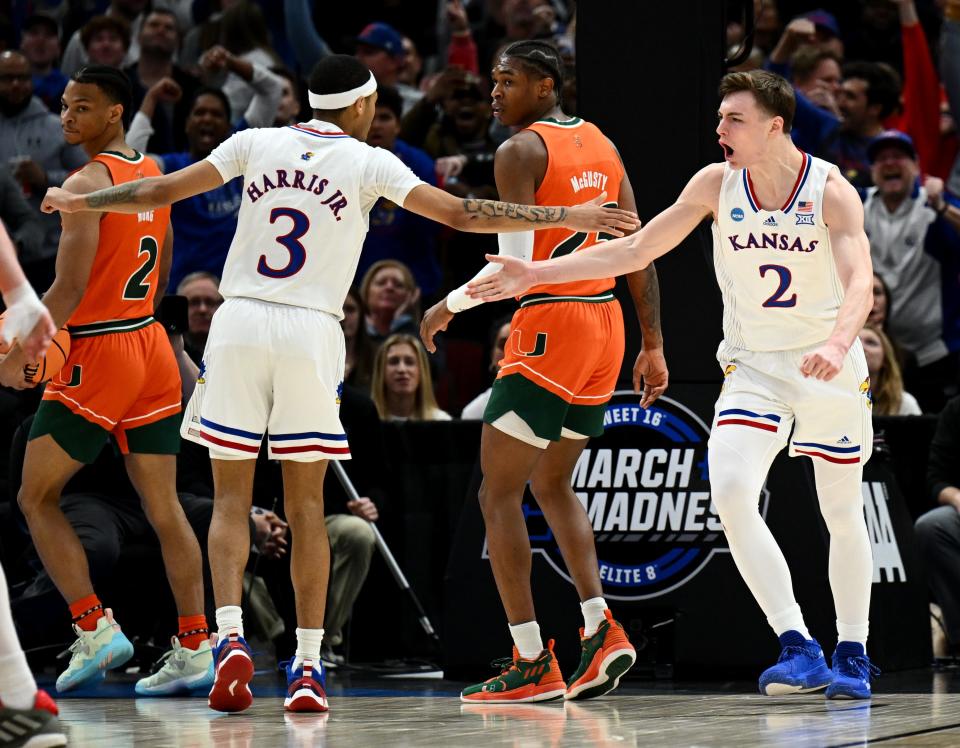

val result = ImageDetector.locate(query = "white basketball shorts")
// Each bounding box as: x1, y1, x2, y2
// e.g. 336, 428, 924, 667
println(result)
180, 297, 350, 461
709, 337, 873, 466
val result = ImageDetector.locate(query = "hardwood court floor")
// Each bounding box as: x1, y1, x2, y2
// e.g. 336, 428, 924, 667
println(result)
52, 669, 960, 747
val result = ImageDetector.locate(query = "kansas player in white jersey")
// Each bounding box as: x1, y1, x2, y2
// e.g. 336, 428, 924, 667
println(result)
466, 70, 879, 700
40, 55, 639, 715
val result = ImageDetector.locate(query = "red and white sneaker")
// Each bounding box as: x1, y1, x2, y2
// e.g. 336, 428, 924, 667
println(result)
207, 634, 255, 713
284, 659, 329, 713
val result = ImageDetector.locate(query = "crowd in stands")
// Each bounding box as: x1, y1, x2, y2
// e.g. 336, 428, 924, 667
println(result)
0, 0, 959, 666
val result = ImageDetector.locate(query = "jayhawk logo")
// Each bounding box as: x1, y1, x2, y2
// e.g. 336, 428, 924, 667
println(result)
721, 363, 736, 393
301, 151, 314, 161
197, 360, 206, 385
336, 380, 344, 405
859, 376, 873, 408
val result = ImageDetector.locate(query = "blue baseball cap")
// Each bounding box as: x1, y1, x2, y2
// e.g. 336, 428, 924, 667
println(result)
355, 22, 405, 58
867, 130, 916, 163
802, 9, 841, 38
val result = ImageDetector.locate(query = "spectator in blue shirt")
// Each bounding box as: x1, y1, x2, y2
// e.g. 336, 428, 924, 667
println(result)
357, 85, 441, 298
19, 14, 68, 114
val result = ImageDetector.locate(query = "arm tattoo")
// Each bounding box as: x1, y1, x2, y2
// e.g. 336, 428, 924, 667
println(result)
627, 264, 663, 348
85, 180, 144, 209
462, 198, 567, 224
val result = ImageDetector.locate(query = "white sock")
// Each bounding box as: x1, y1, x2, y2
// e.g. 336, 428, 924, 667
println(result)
767, 604, 810, 640
0, 565, 36, 710
509, 621, 543, 660
293, 627, 325, 671
837, 621, 869, 647
215, 605, 244, 640
581, 597, 608, 637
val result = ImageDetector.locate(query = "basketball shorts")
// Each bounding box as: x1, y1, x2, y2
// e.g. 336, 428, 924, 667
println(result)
484, 291, 624, 449
31, 318, 182, 463
180, 297, 350, 462
709, 337, 874, 466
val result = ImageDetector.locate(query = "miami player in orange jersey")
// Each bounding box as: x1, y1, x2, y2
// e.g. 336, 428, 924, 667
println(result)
421, 40, 669, 702
0, 66, 213, 696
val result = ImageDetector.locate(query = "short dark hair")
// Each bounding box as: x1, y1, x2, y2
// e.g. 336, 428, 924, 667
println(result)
376, 85, 402, 119
189, 86, 231, 119
308, 54, 372, 118
790, 45, 840, 85
501, 40, 564, 105
841, 61, 901, 120
72, 65, 132, 126
718, 69, 796, 133
80, 15, 131, 52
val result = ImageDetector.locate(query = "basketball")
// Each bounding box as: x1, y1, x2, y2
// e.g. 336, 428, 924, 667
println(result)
0, 314, 71, 385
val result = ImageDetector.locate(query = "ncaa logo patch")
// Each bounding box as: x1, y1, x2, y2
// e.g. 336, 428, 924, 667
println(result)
730, 207, 744, 222
483, 392, 770, 600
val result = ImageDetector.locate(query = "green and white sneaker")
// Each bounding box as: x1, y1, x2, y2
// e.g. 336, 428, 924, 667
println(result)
56, 609, 134, 692
135, 637, 214, 696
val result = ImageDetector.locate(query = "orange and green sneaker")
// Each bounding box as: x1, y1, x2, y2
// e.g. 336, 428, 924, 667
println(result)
460, 639, 566, 703
564, 609, 636, 700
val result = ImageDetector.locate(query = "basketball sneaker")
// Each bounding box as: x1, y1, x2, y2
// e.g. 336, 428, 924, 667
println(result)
56, 608, 134, 692
564, 609, 636, 700
0, 691, 67, 747
825, 642, 879, 699
460, 640, 566, 703
207, 634, 254, 713
758, 630, 832, 696
134, 637, 215, 696
283, 659, 328, 712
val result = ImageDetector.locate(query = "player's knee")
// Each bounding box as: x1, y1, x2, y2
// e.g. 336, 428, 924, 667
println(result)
528, 473, 565, 504
16, 484, 56, 517
708, 466, 759, 520
817, 493, 864, 535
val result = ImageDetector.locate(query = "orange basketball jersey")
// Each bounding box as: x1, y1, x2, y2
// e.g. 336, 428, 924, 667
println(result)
525, 117, 624, 298
69, 151, 170, 326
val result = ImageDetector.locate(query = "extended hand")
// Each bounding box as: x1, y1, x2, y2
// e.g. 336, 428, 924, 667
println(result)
634, 347, 669, 408
466, 254, 538, 302
420, 298, 454, 353
565, 192, 640, 236
348, 497, 379, 522
800, 341, 846, 380
41, 187, 78, 214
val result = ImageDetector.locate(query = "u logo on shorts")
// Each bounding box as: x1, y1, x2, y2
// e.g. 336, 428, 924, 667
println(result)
513, 331, 548, 358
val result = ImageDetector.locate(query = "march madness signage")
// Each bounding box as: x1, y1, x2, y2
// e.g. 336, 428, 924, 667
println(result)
483, 391, 770, 600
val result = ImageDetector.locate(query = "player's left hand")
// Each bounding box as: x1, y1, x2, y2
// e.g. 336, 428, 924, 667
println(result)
565, 192, 640, 237
466, 254, 538, 301
634, 347, 669, 408
800, 341, 846, 381
420, 299, 454, 353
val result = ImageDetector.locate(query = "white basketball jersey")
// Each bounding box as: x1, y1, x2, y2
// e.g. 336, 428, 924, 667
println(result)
711, 152, 844, 351
205, 120, 424, 316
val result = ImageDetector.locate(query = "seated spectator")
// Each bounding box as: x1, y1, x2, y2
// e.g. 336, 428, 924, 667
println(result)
0, 167, 43, 265
177, 272, 223, 365
125, 8, 200, 154
80, 15, 132, 69
271, 66, 301, 126
357, 86, 440, 297
0, 51, 86, 290
372, 334, 451, 421
914, 394, 960, 660
859, 325, 922, 415
342, 286, 375, 394
460, 315, 511, 419
19, 14, 68, 113
61, 0, 146, 77
360, 260, 421, 345
790, 45, 841, 117
868, 272, 890, 329
128, 88, 248, 290
865, 130, 960, 411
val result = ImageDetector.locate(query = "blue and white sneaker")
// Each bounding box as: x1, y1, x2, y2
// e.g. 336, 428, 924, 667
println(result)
758, 630, 832, 695
56, 608, 134, 692
208, 634, 255, 712
283, 658, 328, 712
826, 642, 879, 699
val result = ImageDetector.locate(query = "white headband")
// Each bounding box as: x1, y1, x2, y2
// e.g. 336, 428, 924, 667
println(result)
308, 72, 377, 110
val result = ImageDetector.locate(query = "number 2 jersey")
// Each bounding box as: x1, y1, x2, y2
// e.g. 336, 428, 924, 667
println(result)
68, 151, 170, 327
712, 152, 843, 352
204, 120, 425, 315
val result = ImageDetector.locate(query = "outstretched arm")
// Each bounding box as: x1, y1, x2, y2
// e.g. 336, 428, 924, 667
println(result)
0, 220, 55, 361
799, 173, 873, 380
467, 164, 721, 300
41, 160, 225, 215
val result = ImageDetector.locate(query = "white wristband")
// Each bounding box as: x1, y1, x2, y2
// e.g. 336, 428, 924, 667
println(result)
446, 284, 482, 313
3, 282, 37, 308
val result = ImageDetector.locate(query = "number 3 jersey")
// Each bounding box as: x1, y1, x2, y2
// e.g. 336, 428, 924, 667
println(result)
69, 151, 170, 326
712, 152, 844, 352
205, 120, 425, 315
